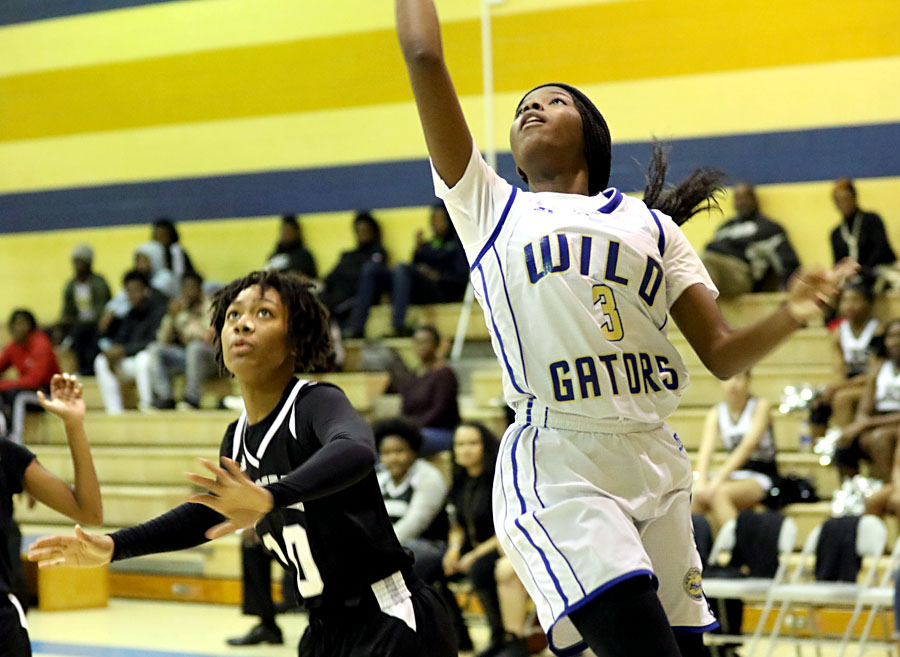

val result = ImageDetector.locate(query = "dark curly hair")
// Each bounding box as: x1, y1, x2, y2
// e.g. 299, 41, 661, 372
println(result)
210, 270, 332, 375
372, 417, 424, 454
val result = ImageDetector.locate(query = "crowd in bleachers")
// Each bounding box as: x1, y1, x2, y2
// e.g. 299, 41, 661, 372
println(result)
1, 177, 900, 654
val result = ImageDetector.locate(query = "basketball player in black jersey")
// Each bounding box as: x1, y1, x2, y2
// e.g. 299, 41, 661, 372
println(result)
29, 270, 456, 657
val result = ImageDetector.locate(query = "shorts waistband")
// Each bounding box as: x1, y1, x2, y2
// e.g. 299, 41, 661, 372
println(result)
308, 568, 419, 622
513, 400, 663, 434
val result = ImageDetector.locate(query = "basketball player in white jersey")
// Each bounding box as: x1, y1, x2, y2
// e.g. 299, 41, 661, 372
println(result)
395, 2, 857, 655
692, 371, 778, 530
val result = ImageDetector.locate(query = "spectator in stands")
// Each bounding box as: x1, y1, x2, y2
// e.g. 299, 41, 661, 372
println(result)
809, 280, 882, 439
836, 318, 900, 482
265, 215, 318, 280
348, 203, 469, 338
691, 371, 779, 530
152, 217, 196, 287
58, 244, 111, 376
830, 178, 896, 277
100, 241, 176, 334
701, 183, 800, 297
444, 422, 531, 657
147, 272, 218, 410
390, 326, 460, 455
94, 270, 167, 414
374, 418, 472, 650
0, 310, 60, 439
318, 211, 387, 329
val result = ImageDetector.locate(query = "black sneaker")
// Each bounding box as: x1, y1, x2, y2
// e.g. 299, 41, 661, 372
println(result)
225, 623, 283, 646
494, 637, 529, 657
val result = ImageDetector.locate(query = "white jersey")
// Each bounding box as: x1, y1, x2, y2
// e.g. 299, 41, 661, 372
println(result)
875, 360, 900, 413
717, 398, 776, 463
434, 145, 717, 424
840, 318, 879, 376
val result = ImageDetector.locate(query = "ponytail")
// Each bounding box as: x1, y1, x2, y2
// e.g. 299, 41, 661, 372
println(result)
641, 141, 726, 226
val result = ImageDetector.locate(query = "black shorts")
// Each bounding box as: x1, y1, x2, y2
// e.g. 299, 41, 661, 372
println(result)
299, 579, 456, 657
0, 594, 31, 657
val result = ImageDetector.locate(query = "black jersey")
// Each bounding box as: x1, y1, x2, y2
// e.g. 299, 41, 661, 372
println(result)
220, 379, 411, 608
0, 440, 35, 594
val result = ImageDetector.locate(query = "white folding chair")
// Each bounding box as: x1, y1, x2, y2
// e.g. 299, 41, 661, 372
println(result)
761, 515, 888, 657
702, 516, 797, 655
849, 533, 900, 657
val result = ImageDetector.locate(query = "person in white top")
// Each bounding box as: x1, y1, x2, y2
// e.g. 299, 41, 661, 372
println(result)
810, 281, 881, 440
839, 319, 900, 483
692, 371, 777, 530
395, 2, 857, 655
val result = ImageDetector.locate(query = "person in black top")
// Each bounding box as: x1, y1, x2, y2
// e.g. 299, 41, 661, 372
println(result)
2, 374, 102, 657
265, 215, 318, 280
830, 178, 896, 276
29, 270, 455, 657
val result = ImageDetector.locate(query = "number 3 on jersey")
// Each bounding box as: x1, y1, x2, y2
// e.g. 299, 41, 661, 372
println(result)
261, 524, 324, 598
592, 284, 624, 341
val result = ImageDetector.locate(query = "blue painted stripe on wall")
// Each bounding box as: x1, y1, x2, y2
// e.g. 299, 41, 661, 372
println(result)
2, 122, 899, 234
32, 639, 259, 657
0, 0, 182, 26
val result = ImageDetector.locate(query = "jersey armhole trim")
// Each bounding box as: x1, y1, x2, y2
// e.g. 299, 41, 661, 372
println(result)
597, 188, 623, 214
649, 209, 666, 256
470, 186, 519, 272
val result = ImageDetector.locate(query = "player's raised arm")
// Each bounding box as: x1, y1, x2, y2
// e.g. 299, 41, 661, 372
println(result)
395, 0, 473, 188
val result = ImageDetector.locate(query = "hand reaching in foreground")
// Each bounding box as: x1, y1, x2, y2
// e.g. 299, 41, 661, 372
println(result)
785, 258, 859, 324
27, 525, 114, 568
38, 373, 86, 426
186, 458, 274, 540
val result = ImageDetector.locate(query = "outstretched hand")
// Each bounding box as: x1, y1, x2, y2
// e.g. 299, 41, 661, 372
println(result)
27, 525, 114, 568
785, 258, 859, 324
186, 458, 274, 540
38, 373, 86, 426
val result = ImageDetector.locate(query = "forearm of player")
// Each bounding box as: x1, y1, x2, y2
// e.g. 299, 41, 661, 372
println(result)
110, 502, 222, 561
65, 420, 103, 526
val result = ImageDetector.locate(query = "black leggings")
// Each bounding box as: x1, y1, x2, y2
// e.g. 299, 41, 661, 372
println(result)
569, 576, 710, 657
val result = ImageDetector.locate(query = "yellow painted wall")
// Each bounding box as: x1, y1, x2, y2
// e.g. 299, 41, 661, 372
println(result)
1, 0, 899, 323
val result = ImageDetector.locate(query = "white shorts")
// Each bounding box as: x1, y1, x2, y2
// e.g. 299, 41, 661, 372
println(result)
493, 403, 717, 656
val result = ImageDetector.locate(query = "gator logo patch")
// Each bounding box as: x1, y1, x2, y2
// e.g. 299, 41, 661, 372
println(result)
683, 567, 703, 600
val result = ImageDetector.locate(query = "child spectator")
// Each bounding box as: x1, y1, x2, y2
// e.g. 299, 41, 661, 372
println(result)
101, 241, 176, 331
319, 211, 387, 329
701, 183, 800, 297
0, 310, 60, 439
58, 244, 111, 375
836, 318, 900, 482
147, 272, 218, 410
830, 178, 896, 276
810, 281, 882, 439
389, 326, 460, 455
265, 215, 318, 280
348, 204, 469, 338
94, 270, 167, 414
691, 371, 779, 530
444, 422, 531, 657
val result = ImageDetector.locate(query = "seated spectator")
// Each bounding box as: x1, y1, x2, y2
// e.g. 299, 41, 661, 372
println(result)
94, 270, 167, 414
374, 418, 472, 650
389, 326, 460, 455
318, 211, 387, 329
830, 178, 896, 277
691, 371, 778, 530
58, 244, 111, 375
147, 272, 218, 410
348, 203, 468, 338
100, 241, 176, 329
153, 217, 196, 287
701, 183, 800, 297
836, 319, 900, 482
444, 422, 531, 657
0, 309, 60, 440
265, 215, 318, 280
809, 281, 882, 439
